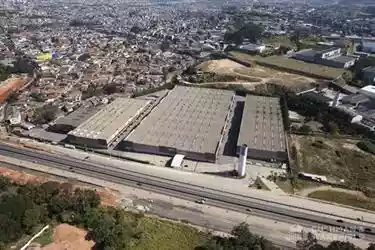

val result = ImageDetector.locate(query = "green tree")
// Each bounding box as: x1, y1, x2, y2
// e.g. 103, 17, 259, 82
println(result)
224, 22, 263, 44
6, 91, 19, 103
48, 195, 72, 216
0, 176, 11, 191
290, 30, 301, 50
0, 65, 10, 81
199, 223, 277, 250
296, 232, 318, 249
299, 125, 313, 134
84, 208, 133, 250
72, 189, 100, 215
0, 242, 6, 250
22, 207, 42, 233
326, 241, 360, 250
326, 121, 340, 136
30, 92, 46, 102
342, 71, 353, 84
0, 214, 23, 243
41, 181, 61, 199
33, 105, 59, 124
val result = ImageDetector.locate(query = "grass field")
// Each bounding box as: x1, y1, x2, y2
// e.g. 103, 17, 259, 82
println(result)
229, 51, 346, 80
308, 190, 375, 211
130, 216, 208, 250
291, 135, 375, 191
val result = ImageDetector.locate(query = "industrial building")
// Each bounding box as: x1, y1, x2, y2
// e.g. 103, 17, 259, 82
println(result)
122, 86, 234, 162
292, 47, 357, 68
237, 95, 287, 162
49, 105, 101, 133
362, 66, 375, 85
67, 98, 150, 148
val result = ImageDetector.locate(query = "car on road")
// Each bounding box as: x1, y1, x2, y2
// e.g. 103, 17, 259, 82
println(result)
196, 198, 206, 204
336, 219, 344, 223
364, 228, 372, 233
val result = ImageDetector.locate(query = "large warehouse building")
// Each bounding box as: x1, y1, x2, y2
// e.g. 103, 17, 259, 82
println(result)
67, 98, 150, 148
122, 86, 234, 162
50, 105, 101, 133
237, 95, 288, 162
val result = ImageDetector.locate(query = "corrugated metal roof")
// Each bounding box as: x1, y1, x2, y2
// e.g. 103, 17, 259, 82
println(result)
125, 86, 234, 155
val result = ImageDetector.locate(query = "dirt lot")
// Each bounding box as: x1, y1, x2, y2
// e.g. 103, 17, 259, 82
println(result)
197, 59, 317, 90
290, 135, 375, 191
42, 224, 95, 250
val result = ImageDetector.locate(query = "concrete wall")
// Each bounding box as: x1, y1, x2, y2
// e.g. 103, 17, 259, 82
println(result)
238, 147, 288, 163
292, 53, 316, 63
315, 58, 355, 69
121, 141, 216, 162
67, 135, 108, 149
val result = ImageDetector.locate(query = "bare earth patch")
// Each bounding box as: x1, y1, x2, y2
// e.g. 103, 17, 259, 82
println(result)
197, 59, 318, 90
42, 224, 95, 250
0, 166, 46, 185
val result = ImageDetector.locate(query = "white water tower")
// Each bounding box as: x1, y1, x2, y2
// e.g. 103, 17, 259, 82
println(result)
238, 144, 248, 177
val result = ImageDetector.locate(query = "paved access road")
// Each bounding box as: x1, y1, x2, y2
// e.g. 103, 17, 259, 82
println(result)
0, 142, 374, 242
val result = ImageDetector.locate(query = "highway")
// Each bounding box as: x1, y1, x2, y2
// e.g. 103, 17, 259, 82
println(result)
0, 142, 375, 242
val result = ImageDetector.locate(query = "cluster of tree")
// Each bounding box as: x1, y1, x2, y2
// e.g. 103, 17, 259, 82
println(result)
10, 56, 39, 75
291, 124, 313, 134
0, 65, 10, 81
130, 25, 144, 34
82, 207, 140, 249
82, 84, 104, 100
357, 139, 375, 155
290, 30, 302, 51
0, 176, 155, 250
197, 223, 278, 250
296, 232, 375, 250
0, 178, 100, 248
30, 92, 46, 102
197, 223, 375, 250
187, 72, 239, 84
6, 91, 20, 104
32, 104, 59, 124
224, 22, 264, 45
